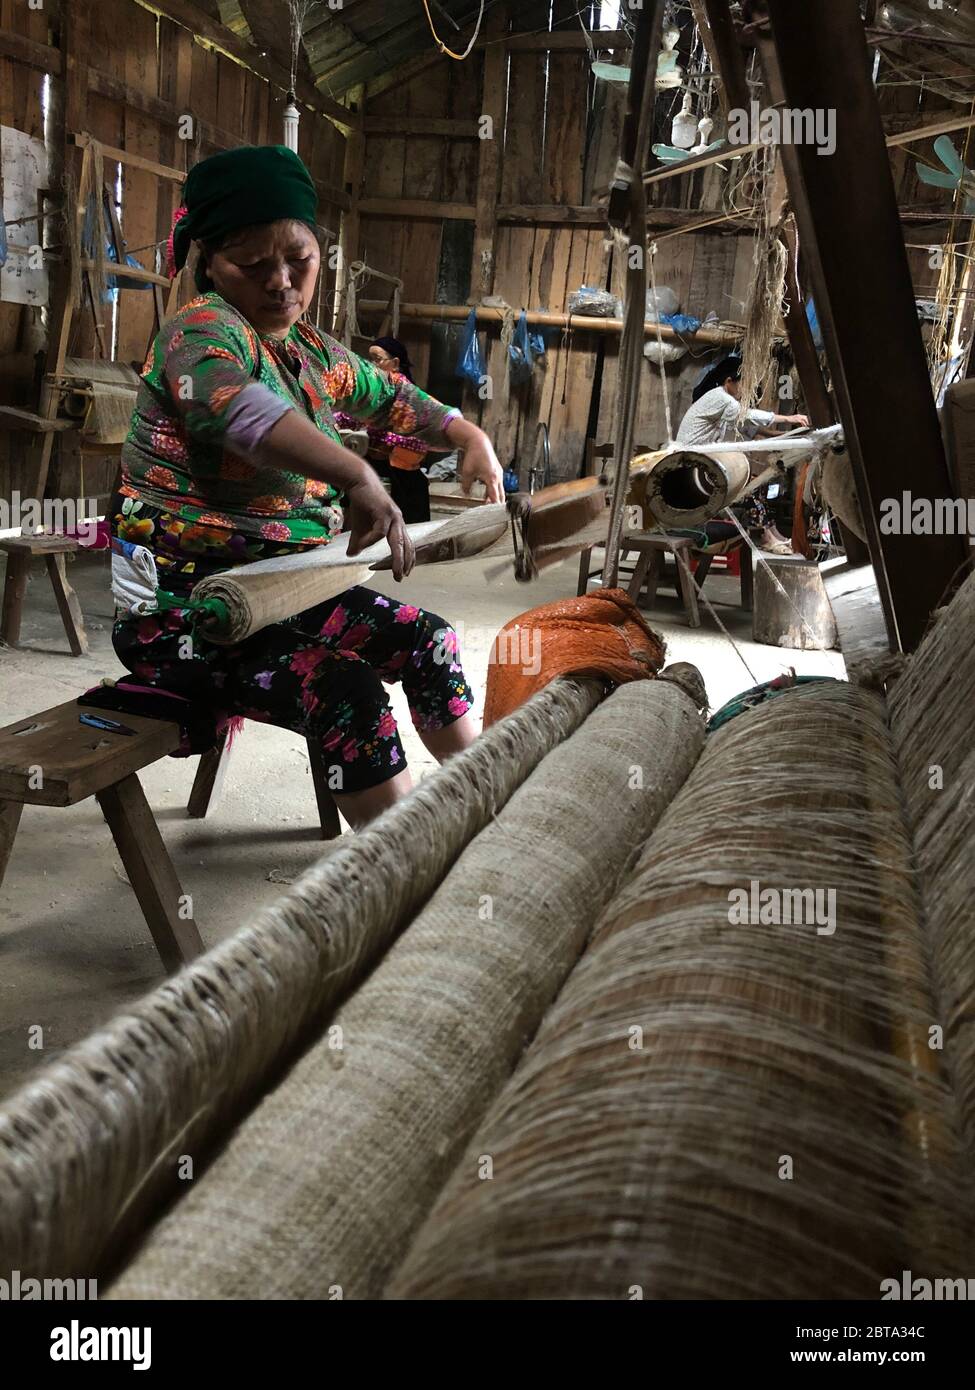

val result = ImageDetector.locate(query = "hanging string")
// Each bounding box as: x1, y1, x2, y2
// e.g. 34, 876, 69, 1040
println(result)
421, 0, 486, 60
647, 239, 674, 443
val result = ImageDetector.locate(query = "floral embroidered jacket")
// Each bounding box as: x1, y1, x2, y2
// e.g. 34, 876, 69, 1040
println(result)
116, 292, 458, 583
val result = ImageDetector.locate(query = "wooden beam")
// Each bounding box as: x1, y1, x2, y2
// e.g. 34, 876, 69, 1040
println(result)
469, 3, 508, 303
644, 140, 763, 183
363, 117, 479, 137
694, 0, 750, 112
358, 198, 478, 220
335, 84, 365, 339
78, 76, 352, 207
72, 136, 186, 184
763, 0, 967, 651
885, 112, 975, 148
0, 27, 62, 73
498, 204, 607, 225
364, 50, 447, 102
356, 300, 742, 346
137, 0, 360, 131
80, 260, 172, 287
507, 29, 632, 50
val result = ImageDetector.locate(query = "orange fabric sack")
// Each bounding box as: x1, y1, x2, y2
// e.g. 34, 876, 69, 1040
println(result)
482, 587, 666, 727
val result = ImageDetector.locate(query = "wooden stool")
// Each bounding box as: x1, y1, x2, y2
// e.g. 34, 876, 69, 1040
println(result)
0, 700, 201, 973
625, 534, 702, 627
0, 704, 344, 973
0, 535, 89, 656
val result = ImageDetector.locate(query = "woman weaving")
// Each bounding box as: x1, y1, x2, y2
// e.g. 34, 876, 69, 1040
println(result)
111, 146, 503, 828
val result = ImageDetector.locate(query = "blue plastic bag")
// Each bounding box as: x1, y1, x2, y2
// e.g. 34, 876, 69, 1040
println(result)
806, 298, 824, 350
455, 307, 486, 387
508, 309, 534, 384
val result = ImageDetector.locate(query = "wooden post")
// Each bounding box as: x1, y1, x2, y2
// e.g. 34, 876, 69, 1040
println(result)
469, 5, 509, 303
335, 84, 365, 339
757, 0, 969, 650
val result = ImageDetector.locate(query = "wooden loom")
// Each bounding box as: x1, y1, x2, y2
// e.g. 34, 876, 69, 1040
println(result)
0, 570, 973, 1297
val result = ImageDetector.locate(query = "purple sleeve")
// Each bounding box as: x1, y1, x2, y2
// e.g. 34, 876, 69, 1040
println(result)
222, 381, 295, 458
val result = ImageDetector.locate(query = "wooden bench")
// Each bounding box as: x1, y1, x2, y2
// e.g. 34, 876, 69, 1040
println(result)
0, 534, 89, 656
0, 702, 341, 973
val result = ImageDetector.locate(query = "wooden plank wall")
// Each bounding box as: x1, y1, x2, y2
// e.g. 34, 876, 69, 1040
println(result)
0, 0, 51, 502
358, 57, 480, 388
0, 0, 347, 510
354, 3, 755, 479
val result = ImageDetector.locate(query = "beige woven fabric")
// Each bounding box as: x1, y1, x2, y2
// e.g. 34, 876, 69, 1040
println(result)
390, 682, 967, 1300
193, 508, 509, 643
107, 680, 705, 1299
0, 677, 602, 1284
888, 571, 975, 1216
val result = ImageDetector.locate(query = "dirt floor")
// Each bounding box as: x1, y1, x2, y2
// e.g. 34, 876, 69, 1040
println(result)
0, 542, 845, 1099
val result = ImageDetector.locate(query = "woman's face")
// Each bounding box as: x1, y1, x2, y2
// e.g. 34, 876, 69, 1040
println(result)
367, 344, 399, 376
204, 220, 320, 336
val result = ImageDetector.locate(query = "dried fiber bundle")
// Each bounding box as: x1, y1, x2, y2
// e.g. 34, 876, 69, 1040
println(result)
390, 683, 967, 1300
0, 677, 602, 1284
888, 570, 975, 1210
106, 681, 705, 1299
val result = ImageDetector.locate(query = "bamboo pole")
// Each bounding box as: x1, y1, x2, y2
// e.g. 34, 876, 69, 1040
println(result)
354, 300, 742, 346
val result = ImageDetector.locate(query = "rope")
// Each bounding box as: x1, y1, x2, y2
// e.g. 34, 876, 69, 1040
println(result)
647, 240, 674, 442
421, 0, 485, 60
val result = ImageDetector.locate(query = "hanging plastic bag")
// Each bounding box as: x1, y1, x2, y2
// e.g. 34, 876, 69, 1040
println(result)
527, 326, 546, 358
508, 310, 534, 384
455, 307, 486, 387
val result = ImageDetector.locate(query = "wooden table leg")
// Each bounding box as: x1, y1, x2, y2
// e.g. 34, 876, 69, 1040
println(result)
644, 547, 664, 608
0, 800, 24, 888
307, 738, 342, 840
693, 553, 714, 587
45, 552, 89, 656
740, 545, 754, 612
187, 737, 231, 819
576, 545, 596, 596
627, 548, 654, 604
1, 552, 30, 647
97, 773, 204, 972
675, 548, 701, 628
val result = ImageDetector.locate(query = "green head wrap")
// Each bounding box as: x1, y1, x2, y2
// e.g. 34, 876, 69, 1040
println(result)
169, 145, 318, 288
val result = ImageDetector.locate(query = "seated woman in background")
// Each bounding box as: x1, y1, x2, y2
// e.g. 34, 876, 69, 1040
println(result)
334, 336, 435, 524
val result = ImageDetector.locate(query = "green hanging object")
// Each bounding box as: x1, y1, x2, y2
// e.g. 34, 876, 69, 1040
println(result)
591, 60, 630, 84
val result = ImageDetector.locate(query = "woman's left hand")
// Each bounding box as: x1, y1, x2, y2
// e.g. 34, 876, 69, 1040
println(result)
446, 418, 505, 503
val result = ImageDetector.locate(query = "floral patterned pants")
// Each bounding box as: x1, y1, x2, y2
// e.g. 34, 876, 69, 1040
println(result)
113, 586, 474, 793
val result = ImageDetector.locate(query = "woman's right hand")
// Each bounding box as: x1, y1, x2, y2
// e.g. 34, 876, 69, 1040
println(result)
345, 471, 415, 580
